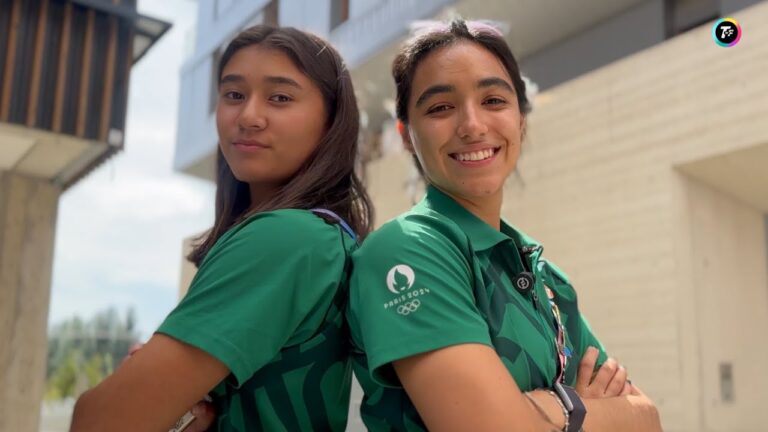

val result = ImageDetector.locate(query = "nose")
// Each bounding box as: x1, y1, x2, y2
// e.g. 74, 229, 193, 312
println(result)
456, 104, 488, 141
237, 98, 267, 131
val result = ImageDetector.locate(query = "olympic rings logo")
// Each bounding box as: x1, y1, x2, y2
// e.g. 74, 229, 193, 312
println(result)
397, 300, 421, 315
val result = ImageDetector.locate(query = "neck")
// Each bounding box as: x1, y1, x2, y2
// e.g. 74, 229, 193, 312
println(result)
248, 183, 280, 211
440, 187, 503, 230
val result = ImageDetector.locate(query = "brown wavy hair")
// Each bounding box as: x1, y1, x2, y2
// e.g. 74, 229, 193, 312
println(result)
188, 25, 373, 266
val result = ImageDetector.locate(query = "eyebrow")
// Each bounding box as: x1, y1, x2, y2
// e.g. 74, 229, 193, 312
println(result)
414, 77, 515, 108
218, 74, 303, 89
478, 77, 514, 93
265, 75, 303, 89
219, 74, 245, 86
414, 84, 455, 108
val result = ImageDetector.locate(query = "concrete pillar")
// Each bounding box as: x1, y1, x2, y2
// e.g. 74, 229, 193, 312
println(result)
0, 171, 60, 432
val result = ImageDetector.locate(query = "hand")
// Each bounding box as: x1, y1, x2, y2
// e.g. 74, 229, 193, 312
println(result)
123, 342, 217, 431
575, 347, 632, 398
184, 401, 216, 432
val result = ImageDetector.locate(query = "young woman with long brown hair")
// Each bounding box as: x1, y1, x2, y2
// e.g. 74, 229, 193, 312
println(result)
72, 24, 372, 431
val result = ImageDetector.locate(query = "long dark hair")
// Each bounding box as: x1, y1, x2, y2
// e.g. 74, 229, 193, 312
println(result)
188, 25, 373, 267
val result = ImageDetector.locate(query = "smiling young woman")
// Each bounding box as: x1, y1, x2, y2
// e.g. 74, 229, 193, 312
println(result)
347, 19, 662, 432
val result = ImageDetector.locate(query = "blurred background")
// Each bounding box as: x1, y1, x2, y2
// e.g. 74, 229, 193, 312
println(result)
0, 0, 765, 431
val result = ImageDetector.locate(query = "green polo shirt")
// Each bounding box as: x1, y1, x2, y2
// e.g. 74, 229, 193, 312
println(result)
347, 186, 608, 431
157, 209, 355, 431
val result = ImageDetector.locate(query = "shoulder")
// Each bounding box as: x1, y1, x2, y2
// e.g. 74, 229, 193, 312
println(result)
357, 207, 469, 259
228, 209, 339, 244
203, 209, 345, 266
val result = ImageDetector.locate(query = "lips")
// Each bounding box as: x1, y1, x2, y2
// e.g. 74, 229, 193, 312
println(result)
233, 140, 270, 152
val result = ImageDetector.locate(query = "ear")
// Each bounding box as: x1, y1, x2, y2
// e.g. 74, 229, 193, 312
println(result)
397, 120, 415, 153
520, 116, 527, 138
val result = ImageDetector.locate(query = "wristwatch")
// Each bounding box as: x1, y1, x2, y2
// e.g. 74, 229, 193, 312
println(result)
554, 382, 586, 432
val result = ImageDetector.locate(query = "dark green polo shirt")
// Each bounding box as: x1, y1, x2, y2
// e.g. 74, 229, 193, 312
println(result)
158, 209, 355, 431
347, 186, 608, 431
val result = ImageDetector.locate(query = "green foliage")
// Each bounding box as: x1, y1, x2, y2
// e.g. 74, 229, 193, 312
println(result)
45, 307, 139, 400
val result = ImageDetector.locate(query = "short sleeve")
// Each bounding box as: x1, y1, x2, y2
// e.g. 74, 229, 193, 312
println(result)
157, 210, 346, 386
349, 213, 492, 387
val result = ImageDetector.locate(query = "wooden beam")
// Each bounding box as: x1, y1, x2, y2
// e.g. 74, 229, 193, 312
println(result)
27, 0, 49, 127
52, 1, 73, 133
99, 15, 118, 142
0, 0, 21, 121
76, 8, 95, 137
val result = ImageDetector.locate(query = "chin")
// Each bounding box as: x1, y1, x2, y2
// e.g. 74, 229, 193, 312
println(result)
455, 179, 504, 199
229, 171, 266, 185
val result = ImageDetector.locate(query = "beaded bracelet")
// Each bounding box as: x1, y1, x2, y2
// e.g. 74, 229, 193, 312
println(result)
545, 389, 570, 432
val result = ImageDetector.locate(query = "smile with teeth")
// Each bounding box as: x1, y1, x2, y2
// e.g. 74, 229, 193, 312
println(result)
451, 147, 500, 162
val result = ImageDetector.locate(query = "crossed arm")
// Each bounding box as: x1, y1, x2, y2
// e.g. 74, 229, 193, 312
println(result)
394, 344, 662, 432
70, 334, 228, 432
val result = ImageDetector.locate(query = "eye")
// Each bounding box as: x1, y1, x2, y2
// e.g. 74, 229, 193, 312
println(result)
426, 104, 452, 115
222, 91, 244, 101
269, 94, 293, 103
483, 97, 507, 106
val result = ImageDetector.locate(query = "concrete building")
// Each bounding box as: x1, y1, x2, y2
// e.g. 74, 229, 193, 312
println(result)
174, 1, 767, 430
0, 0, 169, 430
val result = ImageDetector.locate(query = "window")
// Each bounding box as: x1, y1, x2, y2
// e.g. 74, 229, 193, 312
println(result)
330, 0, 349, 29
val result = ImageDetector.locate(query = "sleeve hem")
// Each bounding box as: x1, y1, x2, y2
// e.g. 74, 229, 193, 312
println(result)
156, 323, 255, 387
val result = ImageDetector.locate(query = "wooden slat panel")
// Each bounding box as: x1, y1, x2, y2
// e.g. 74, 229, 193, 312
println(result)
26, 0, 49, 127
52, 1, 72, 132
35, 0, 64, 130
108, 20, 132, 137
84, 11, 109, 139
0, 0, 21, 121
8, 0, 40, 124
0, 0, 14, 105
60, 4, 87, 135
99, 15, 118, 142
75, 8, 95, 137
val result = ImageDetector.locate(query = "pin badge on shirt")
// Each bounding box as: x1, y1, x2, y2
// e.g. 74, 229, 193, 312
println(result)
513, 272, 534, 292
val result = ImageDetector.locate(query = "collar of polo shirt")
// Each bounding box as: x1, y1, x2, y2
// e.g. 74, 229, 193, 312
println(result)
421, 185, 541, 252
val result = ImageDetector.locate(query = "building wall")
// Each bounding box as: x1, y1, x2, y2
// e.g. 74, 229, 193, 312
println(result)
502, 4, 766, 429
365, 2, 767, 430
683, 177, 768, 432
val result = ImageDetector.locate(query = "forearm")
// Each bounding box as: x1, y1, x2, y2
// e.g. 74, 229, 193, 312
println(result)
71, 382, 186, 432
524, 391, 566, 430
70, 334, 229, 432
583, 394, 661, 432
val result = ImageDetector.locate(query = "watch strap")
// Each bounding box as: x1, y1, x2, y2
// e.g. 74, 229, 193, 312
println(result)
554, 383, 586, 432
